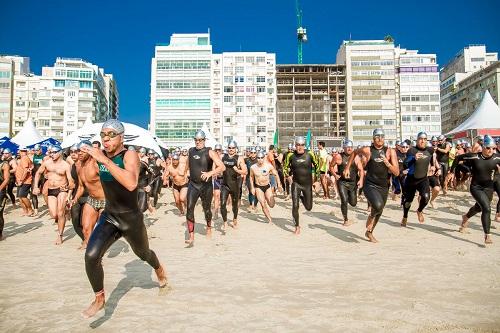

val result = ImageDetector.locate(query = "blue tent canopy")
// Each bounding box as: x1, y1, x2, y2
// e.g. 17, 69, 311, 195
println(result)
0, 136, 19, 154
27, 138, 61, 154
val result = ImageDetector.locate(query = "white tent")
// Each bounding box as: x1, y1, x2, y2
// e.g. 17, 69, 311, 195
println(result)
11, 118, 44, 147
62, 121, 164, 157
446, 90, 500, 137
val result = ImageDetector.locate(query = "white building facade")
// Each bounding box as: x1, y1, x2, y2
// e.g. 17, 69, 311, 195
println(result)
213, 52, 276, 148
396, 49, 441, 139
150, 33, 212, 147
11, 57, 116, 141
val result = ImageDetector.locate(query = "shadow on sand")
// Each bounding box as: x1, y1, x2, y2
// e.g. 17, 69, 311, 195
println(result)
3, 221, 43, 238
90, 259, 161, 329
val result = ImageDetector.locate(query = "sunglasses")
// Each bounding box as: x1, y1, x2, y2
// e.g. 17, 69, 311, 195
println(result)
374, 135, 385, 139
296, 144, 305, 147
228, 146, 236, 149
49, 151, 61, 155
100, 131, 122, 138
257, 157, 264, 160
483, 147, 494, 150
194, 139, 205, 142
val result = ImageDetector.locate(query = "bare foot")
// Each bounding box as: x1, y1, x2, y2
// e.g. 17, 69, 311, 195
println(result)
206, 226, 212, 238
185, 232, 194, 245
401, 218, 407, 227
82, 294, 105, 319
366, 217, 374, 231
459, 215, 469, 233
391, 193, 397, 201
485, 234, 492, 244
155, 265, 168, 288
343, 220, 353, 227
417, 211, 425, 223
294, 226, 301, 235
55, 234, 63, 245
365, 230, 378, 243
430, 200, 435, 209
77, 242, 87, 250
231, 219, 238, 229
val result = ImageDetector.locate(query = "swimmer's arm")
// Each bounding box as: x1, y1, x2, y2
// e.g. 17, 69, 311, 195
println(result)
33, 161, 46, 189
235, 156, 248, 176
249, 167, 255, 193
346, 147, 367, 173
65, 163, 75, 190
101, 150, 139, 191
387, 148, 400, 176
0, 163, 9, 191
270, 166, 281, 188
207, 149, 225, 178
73, 176, 84, 202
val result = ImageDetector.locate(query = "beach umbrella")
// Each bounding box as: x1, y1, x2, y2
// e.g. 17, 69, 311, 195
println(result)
0, 136, 19, 153
62, 121, 164, 157
27, 138, 61, 154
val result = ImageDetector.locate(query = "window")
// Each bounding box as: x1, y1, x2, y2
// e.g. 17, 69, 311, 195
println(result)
235, 56, 244, 62
225, 117, 231, 123
257, 86, 265, 93
235, 66, 244, 73
224, 96, 233, 103
235, 96, 244, 103
39, 100, 50, 107
223, 86, 233, 93
79, 71, 92, 79
256, 76, 265, 83
234, 76, 244, 83
258, 116, 266, 122
0, 71, 11, 78
55, 70, 66, 77
15, 101, 25, 107
236, 106, 243, 113
246, 56, 255, 63
256, 56, 266, 63
80, 81, 92, 89
157, 60, 210, 70
55, 80, 65, 88
68, 91, 75, 97
246, 86, 255, 93
257, 126, 266, 133
235, 86, 244, 93
0, 82, 9, 89
67, 70, 79, 78
224, 76, 232, 83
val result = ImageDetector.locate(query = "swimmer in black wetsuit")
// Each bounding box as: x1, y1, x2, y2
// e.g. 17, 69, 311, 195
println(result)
344, 128, 399, 243
494, 138, 500, 223
451, 135, 500, 244
79, 119, 167, 318
283, 136, 318, 235
333, 140, 364, 226
184, 130, 225, 246
435, 134, 451, 194
2, 148, 17, 207
401, 132, 438, 227
220, 141, 247, 231
138, 147, 154, 213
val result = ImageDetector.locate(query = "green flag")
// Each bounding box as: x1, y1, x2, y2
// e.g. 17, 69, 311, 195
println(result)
305, 129, 312, 150
273, 130, 278, 146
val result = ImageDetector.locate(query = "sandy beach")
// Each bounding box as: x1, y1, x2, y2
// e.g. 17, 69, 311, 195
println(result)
1, 189, 500, 332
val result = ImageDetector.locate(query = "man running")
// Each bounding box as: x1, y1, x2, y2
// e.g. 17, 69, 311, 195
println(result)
249, 151, 281, 225
452, 135, 500, 244
72, 140, 105, 250
244, 147, 259, 210
79, 119, 167, 318
15, 147, 34, 217
435, 134, 452, 194
219, 141, 247, 231
33, 145, 74, 245
283, 136, 318, 235
163, 153, 188, 215
31, 144, 44, 215
333, 140, 364, 226
318, 141, 330, 199
212, 144, 224, 220
401, 132, 437, 227
2, 148, 17, 207
185, 130, 225, 246
344, 129, 399, 243
69, 144, 88, 242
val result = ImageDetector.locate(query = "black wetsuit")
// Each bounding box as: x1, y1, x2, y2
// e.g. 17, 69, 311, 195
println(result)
452, 152, 500, 235
70, 163, 88, 241
284, 151, 317, 227
495, 168, 500, 215
393, 150, 406, 195
85, 150, 160, 293
402, 146, 434, 218
138, 160, 152, 212
336, 152, 359, 221
186, 147, 213, 232
220, 154, 241, 222
245, 157, 258, 206
436, 142, 450, 187
0, 161, 8, 237
149, 158, 162, 208
364, 145, 391, 227
6, 158, 16, 205
30, 153, 44, 210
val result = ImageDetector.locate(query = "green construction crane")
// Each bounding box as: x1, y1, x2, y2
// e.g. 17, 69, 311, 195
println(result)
296, 0, 308, 64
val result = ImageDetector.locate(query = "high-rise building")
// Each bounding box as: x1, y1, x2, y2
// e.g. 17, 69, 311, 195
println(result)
0, 55, 29, 137
213, 52, 276, 148
337, 40, 398, 145
151, 33, 212, 147
441, 61, 500, 134
440, 45, 498, 133
276, 64, 346, 147
104, 74, 119, 119
396, 49, 441, 139
337, 39, 441, 145
11, 57, 116, 141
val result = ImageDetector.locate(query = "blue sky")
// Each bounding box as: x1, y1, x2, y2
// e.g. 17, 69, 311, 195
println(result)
2, 0, 499, 128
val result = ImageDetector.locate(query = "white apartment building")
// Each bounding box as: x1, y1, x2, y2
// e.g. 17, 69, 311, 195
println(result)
337, 40, 441, 145
440, 45, 498, 131
213, 52, 276, 149
11, 57, 116, 141
0, 55, 29, 137
337, 40, 398, 146
150, 33, 212, 147
396, 49, 441, 139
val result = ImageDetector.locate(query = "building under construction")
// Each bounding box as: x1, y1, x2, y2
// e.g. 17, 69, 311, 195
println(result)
276, 64, 346, 147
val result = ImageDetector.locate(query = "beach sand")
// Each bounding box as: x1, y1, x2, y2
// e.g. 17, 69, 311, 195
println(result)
1, 190, 499, 332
